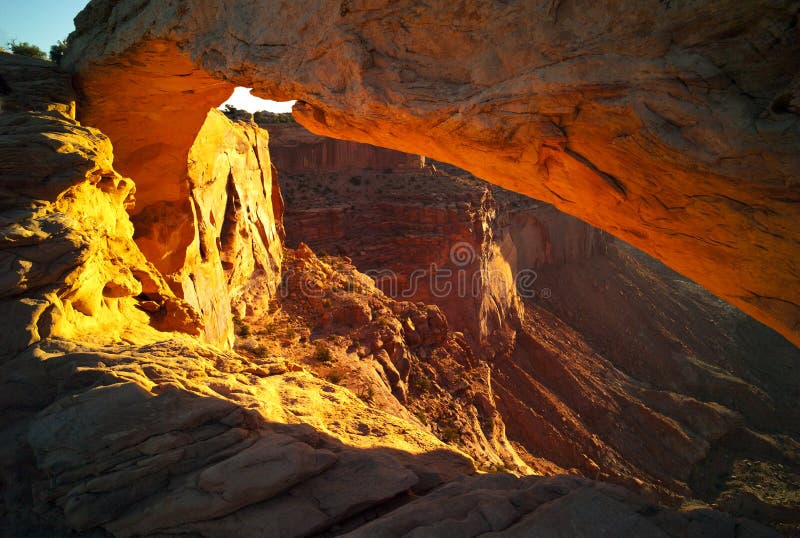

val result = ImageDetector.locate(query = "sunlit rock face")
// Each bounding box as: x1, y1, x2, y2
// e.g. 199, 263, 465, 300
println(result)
1, 50, 790, 538
0, 52, 201, 355
137, 109, 285, 346
65, 0, 800, 345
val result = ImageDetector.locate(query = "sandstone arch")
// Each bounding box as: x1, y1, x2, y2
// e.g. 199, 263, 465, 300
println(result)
64, 0, 800, 345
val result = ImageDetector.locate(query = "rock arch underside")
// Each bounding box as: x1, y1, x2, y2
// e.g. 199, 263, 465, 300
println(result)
65, 0, 800, 345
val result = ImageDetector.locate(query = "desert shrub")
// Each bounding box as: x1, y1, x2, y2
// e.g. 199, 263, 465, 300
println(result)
243, 342, 269, 357
253, 110, 295, 125
8, 41, 46, 60
414, 376, 433, 393
49, 40, 68, 64
233, 315, 251, 337
440, 424, 460, 443
326, 369, 344, 384
313, 343, 333, 363
356, 383, 375, 403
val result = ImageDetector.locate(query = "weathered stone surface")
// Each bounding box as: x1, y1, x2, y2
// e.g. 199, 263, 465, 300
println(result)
140, 109, 285, 345
0, 53, 283, 349
267, 122, 424, 174
3, 338, 472, 537
343, 474, 780, 538
0, 48, 792, 538
64, 0, 800, 345
0, 52, 200, 355
247, 246, 529, 472
275, 132, 800, 526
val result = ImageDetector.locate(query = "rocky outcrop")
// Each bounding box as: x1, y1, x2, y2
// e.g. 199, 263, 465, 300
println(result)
64, 0, 800, 345
345, 474, 777, 538
279, 157, 610, 350
0, 50, 474, 538
275, 131, 800, 529
0, 52, 200, 356
3, 338, 477, 536
0, 49, 791, 537
234, 244, 529, 473
134, 109, 284, 346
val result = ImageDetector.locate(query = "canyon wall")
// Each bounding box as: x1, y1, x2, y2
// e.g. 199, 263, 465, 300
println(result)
0, 52, 473, 537
267, 123, 423, 174
134, 109, 284, 346
63, 0, 800, 345
0, 52, 201, 355
275, 128, 800, 526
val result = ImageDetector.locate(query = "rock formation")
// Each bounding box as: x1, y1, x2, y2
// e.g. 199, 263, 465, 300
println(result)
0, 1, 798, 537
63, 0, 800, 346
138, 108, 285, 346
273, 126, 800, 530
0, 51, 480, 537
267, 122, 424, 175
0, 52, 200, 357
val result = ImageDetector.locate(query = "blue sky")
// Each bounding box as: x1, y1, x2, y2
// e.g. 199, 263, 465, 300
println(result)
0, 0, 89, 53
0, 0, 293, 113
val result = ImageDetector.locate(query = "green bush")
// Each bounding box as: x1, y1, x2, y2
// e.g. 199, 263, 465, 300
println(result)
313, 343, 333, 363
8, 41, 47, 60
440, 425, 460, 443
414, 376, 433, 393
326, 370, 344, 384
49, 40, 68, 64
253, 110, 295, 125
233, 315, 251, 337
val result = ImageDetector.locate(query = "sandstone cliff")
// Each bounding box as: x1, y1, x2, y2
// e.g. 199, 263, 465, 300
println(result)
275, 128, 800, 530
2, 51, 788, 537
267, 122, 424, 175
133, 108, 284, 346
63, 0, 800, 346
0, 52, 200, 356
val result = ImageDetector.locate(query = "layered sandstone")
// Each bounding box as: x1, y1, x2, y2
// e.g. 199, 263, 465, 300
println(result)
0, 49, 789, 537
0, 51, 472, 538
64, 0, 800, 345
266, 122, 424, 175
275, 130, 799, 529
135, 109, 284, 346
0, 52, 200, 355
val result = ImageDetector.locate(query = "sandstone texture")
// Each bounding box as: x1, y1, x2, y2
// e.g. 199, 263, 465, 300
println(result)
64, 0, 800, 345
274, 128, 800, 531
143, 108, 284, 346
0, 52, 200, 356
0, 51, 470, 538
0, 50, 792, 537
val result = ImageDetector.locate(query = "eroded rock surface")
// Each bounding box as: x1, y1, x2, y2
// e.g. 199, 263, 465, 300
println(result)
273, 128, 800, 530
64, 0, 800, 345
0, 52, 200, 356
136, 109, 285, 345
0, 46, 791, 538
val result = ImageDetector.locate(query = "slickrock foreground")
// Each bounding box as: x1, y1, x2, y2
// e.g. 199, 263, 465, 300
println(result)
63, 0, 800, 345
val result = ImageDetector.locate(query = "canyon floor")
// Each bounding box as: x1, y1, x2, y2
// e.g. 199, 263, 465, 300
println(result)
0, 50, 798, 538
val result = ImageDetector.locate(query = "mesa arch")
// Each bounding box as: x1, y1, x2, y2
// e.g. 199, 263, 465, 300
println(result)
64, 0, 800, 345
